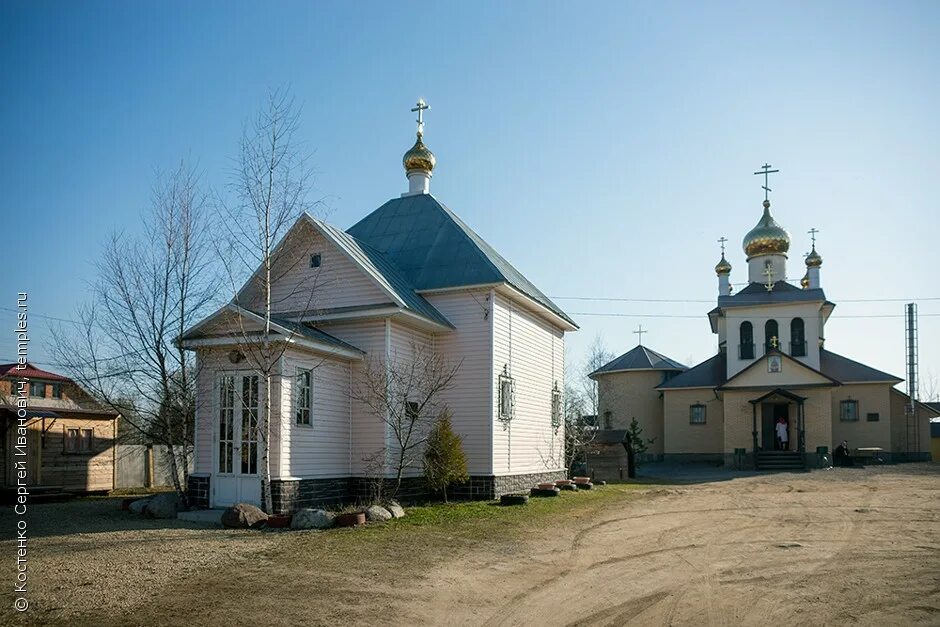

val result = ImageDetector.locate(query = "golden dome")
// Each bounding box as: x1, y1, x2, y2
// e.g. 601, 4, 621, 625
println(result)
715, 254, 732, 275
800, 272, 810, 289
805, 246, 823, 267
742, 200, 790, 258
403, 133, 436, 173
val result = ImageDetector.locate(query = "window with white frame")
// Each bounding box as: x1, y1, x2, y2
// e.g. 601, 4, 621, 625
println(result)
498, 367, 514, 422
689, 404, 706, 424
295, 370, 312, 426
551, 383, 562, 431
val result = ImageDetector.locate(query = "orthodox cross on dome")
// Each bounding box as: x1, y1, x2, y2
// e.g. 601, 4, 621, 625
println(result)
411, 98, 430, 136
753, 163, 780, 202
763, 263, 775, 292
718, 236, 728, 256
633, 324, 647, 346
770, 336, 779, 349
808, 227, 819, 247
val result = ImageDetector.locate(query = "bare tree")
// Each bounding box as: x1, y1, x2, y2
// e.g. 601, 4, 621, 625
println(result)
564, 368, 596, 474
51, 160, 217, 501
216, 89, 320, 513
352, 342, 460, 500
582, 334, 614, 423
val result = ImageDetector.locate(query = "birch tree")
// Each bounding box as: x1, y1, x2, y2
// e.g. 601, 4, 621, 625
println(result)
217, 89, 318, 513
51, 160, 216, 501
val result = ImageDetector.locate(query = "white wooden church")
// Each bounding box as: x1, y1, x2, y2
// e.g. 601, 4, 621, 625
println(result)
182, 103, 576, 513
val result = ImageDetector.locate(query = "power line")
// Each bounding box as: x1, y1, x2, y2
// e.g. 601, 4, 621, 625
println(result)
553, 295, 940, 304
569, 311, 940, 319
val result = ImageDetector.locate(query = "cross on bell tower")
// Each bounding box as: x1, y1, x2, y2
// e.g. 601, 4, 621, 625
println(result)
753, 163, 780, 201
411, 98, 430, 137
763, 262, 775, 292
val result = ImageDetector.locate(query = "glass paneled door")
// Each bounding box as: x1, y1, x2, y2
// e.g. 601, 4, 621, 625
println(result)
213, 373, 262, 507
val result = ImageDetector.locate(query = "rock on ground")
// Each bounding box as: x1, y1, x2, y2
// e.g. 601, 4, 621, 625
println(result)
291, 508, 335, 530
386, 501, 406, 518
364, 505, 392, 522
128, 498, 151, 515
221, 503, 269, 529
145, 492, 184, 519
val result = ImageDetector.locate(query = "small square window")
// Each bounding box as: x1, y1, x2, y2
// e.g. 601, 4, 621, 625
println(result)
29, 382, 46, 398
405, 400, 420, 421
866, 412, 879, 422
52, 383, 62, 399
840, 400, 859, 422
690, 404, 706, 424
310, 253, 322, 268
65, 428, 80, 453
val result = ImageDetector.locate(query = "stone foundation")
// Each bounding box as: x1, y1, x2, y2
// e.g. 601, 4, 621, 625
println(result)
186, 474, 210, 508
268, 477, 348, 514
450, 470, 567, 500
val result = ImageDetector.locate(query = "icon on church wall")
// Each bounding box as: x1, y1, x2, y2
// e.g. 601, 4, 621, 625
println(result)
768, 355, 783, 373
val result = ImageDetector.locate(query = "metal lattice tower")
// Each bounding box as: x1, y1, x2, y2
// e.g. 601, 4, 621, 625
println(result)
904, 303, 919, 452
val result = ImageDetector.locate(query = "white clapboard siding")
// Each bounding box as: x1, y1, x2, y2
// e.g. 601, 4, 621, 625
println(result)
194, 349, 226, 474
315, 319, 388, 475
244, 221, 390, 315
424, 290, 495, 475
492, 292, 566, 475
386, 321, 435, 478
278, 348, 352, 478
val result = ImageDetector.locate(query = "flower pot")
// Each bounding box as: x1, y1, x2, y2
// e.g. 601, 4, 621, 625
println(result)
335, 512, 366, 527
265, 514, 292, 529
555, 480, 574, 487
573, 476, 592, 483
537, 482, 557, 490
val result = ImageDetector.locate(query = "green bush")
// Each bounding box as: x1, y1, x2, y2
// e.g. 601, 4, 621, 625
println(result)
423, 409, 469, 502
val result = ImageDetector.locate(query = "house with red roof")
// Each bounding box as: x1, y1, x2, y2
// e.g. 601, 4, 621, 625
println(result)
1, 363, 120, 494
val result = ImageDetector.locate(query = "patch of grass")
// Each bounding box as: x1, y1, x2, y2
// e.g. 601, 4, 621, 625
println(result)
105, 487, 175, 497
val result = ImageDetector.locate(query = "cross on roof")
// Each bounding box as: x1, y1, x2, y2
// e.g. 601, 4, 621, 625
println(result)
753, 163, 780, 201
633, 324, 647, 346
808, 227, 819, 247
770, 336, 779, 349
718, 236, 728, 256
411, 98, 430, 136
763, 263, 775, 292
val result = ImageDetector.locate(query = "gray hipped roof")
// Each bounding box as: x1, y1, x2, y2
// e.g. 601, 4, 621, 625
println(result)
819, 349, 901, 383
657, 353, 727, 389
657, 348, 902, 391
591, 345, 687, 377
347, 193, 576, 327
718, 281, 828, 308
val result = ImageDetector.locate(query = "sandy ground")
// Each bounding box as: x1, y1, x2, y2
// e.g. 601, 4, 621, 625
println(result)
2, 465, 939, 626
413, 465, 940, 626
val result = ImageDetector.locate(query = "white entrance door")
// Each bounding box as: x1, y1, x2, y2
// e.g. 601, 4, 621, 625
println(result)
212, 373, 262, 508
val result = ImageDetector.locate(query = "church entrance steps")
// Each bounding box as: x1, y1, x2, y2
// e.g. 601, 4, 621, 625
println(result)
755, 451, 807, 472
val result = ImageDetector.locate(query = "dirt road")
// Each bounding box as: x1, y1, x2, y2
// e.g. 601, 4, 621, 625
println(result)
5, 465, 939, 626
409, 466, 940, 626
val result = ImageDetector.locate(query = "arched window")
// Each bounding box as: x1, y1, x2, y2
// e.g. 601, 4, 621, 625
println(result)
739, 321, 754, 359
790, 318, 806, 356
765, 319, 779, 353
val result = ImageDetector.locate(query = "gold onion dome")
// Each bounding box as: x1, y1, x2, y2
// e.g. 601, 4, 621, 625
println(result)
715, 254, 732, 275
800, 272, 810, 289
805, 246, 823, 267
742, 200, 791, 258
402, 133, 436, 173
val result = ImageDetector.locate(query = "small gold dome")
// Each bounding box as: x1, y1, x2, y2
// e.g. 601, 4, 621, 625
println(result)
800, 272, 810, 289
715, 254, 732, 275
742, 200, 790, 258
403, 133, 436, 173
805, 246, 823, 267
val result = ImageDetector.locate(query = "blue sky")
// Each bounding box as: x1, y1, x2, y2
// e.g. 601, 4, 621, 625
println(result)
2, 1, 938, 395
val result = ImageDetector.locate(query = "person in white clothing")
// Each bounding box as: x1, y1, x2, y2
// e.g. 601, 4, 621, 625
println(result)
776, 417, 789, 451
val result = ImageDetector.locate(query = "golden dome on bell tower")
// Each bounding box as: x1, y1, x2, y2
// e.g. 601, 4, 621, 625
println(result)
402, 133, 436, 174
742, 200, 791, 258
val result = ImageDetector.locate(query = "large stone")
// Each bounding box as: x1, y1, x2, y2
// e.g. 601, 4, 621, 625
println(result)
129, 498, 151, 515
221, 503, 269, 529
364, 504, 392, 522
290, 508, 335, 530
144, 492, 184, 519
386, 501, 406, 519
